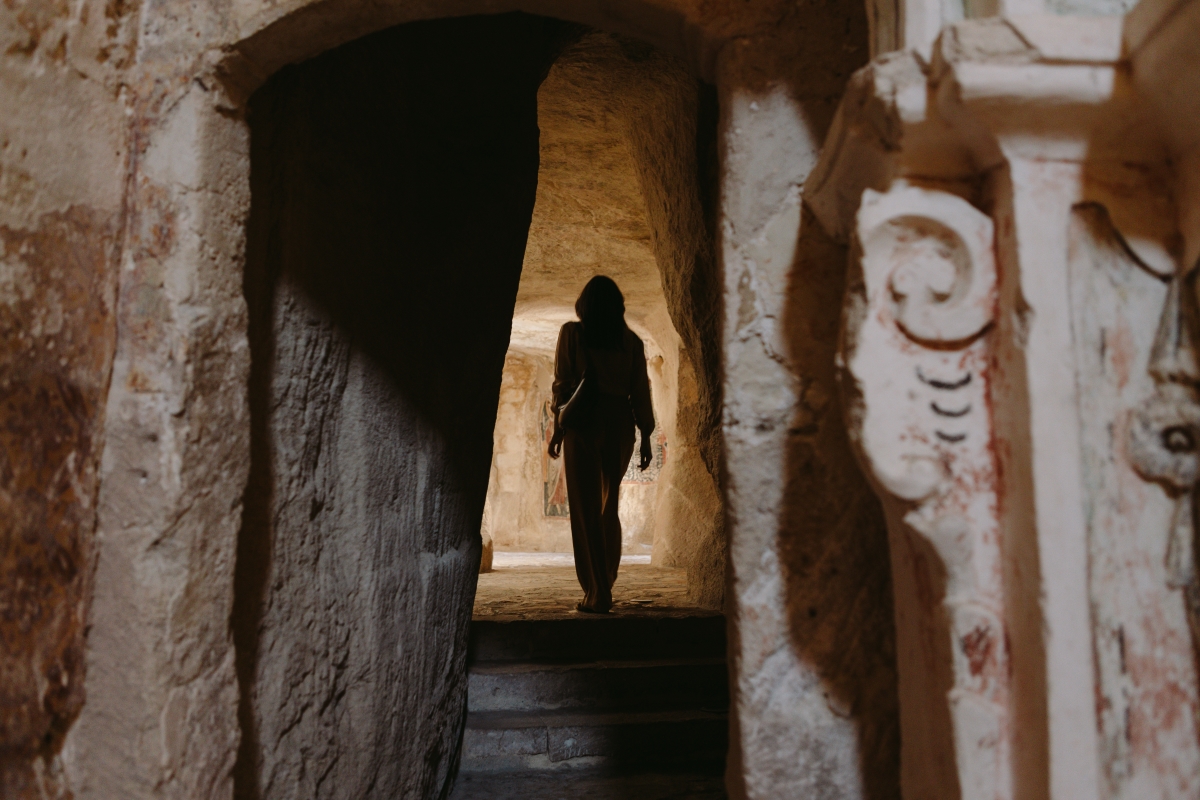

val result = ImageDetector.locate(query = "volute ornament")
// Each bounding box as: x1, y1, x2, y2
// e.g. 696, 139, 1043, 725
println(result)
841, 184, 1010, 800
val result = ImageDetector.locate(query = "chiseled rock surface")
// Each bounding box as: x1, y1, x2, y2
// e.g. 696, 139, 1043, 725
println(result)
224, 17, 570, 800
0, 0, 137, 794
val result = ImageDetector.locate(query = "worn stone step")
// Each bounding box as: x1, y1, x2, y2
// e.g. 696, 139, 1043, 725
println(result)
468, 657, 729, 713
468, 615, 726, 664
448, 768, 727, 799
461, 709, 728, 773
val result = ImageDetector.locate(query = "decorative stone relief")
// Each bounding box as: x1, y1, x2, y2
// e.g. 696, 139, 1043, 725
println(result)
841, 184, 1010, 800
1068, 201, 1200, 798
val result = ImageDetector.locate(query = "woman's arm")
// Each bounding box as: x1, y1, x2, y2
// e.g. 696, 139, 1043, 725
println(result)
550, 322, 578, 415
548, 323, 576, 459
630, 337, 655, 469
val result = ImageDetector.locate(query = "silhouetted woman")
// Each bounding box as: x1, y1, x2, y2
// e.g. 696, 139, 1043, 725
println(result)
548, 276, 654, 613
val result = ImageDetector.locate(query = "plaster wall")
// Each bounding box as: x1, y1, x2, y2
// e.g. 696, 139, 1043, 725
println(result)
482, 349, 573, 553
0, 3, 127, 789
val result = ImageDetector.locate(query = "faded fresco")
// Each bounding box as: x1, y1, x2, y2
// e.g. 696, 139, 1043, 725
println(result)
542, 401, 571, 517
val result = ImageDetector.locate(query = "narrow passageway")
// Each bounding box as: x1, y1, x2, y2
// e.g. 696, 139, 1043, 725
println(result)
453, 558, 727, 798
480, 26, 725, 610
232, 12, 725, 799
458, 29, 729, 797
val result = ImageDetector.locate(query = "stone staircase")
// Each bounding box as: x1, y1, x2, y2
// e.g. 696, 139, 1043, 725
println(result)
450, 613, 729, 799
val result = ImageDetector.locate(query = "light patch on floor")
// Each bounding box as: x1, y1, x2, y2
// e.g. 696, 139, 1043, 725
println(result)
474, 564, 712, 621
492, 552, 652, 568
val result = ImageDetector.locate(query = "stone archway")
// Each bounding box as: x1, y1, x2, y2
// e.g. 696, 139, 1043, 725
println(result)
63, 4, 740, 798
0, 0, 882, 795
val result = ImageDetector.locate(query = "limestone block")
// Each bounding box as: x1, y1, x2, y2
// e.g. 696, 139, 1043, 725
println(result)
66, 83, 251, 800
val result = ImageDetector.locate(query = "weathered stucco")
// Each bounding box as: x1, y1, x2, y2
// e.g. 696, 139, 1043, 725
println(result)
0, 0, 128, 793
0, 206, 120, 796
483, 351, 571, 553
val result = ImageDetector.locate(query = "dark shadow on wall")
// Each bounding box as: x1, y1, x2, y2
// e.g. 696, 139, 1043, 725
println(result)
709, 2, 899, 792
779, 206, 900, 799
773, 1, 901, 794
768, 1, 902, 786
231, 15, 579, 800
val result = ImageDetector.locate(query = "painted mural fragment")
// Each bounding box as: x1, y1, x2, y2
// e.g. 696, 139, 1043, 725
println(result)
1068, 202, 1200, 799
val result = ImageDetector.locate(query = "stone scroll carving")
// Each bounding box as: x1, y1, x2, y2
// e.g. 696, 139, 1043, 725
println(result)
841, 185, 1010, 800
1127, 275, 1200, 588
1068, 202, 1200, 799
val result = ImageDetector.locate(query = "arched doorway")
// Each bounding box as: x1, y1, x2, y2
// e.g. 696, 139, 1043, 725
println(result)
231, 13, 725, 798
59, 0, 888, 795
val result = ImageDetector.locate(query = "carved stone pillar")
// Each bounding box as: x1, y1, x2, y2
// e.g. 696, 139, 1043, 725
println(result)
807, 4, 1200, 798
842, 183, 1009, 799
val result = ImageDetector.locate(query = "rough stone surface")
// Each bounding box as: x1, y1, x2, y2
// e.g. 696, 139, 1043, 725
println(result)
0, 207, 120, 795
229, 17, 573, 800
0, 0, 128, 792
716, 11, 901, 800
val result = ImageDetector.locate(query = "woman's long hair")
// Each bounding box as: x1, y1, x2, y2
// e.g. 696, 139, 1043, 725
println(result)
576, 276, 627, 350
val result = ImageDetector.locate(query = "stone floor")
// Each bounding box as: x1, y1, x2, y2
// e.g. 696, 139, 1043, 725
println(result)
491, 552, 652, 568
473, 562, 707, 621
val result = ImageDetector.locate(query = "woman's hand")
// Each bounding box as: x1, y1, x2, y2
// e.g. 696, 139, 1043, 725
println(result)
548, 428, 565, 459
638, 434, 653, 470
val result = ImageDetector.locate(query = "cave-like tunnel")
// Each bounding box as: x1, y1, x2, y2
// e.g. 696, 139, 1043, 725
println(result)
231, 13, 725, 799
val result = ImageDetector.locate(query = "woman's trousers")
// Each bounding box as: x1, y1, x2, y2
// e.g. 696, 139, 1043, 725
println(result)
562, 398, 635, 610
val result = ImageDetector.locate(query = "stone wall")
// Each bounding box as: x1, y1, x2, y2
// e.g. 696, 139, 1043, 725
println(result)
482, 350, 573, 553
715, 7, 900, 797
482, 31, 724, 604
0, 0, 128, 793
10, 0, 1189, 795
227, 16, 575, 799
499, 31, 724, 602
0, 0, 887, 793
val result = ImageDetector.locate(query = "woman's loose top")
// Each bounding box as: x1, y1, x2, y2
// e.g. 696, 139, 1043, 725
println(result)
551, 321, 655, 434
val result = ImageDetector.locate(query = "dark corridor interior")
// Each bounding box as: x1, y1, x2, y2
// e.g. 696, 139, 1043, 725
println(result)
234, 13, 726, 800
